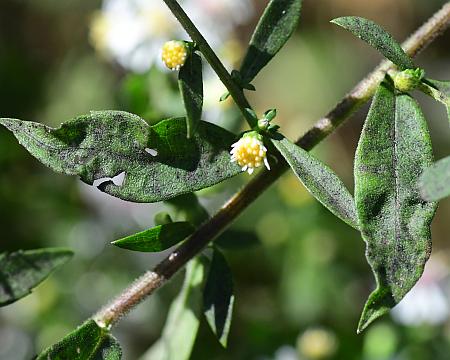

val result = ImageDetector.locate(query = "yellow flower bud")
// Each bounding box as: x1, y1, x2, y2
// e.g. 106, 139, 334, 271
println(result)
161, 40, 189, 71
230, 132, 270, 175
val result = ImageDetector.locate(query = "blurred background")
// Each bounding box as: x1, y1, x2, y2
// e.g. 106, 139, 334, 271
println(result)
0, 0, 449, 359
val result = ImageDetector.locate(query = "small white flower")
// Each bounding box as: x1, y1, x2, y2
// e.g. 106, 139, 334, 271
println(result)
230, 132, 270, 175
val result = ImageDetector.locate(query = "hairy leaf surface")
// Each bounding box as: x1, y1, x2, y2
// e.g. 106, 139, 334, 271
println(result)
112, 222, 195, 252
179, 53, 203, 138
240, 0, 302, 82
331, 17, 414, 70
420, 79, 450, 123
204, 249, 235, 347
354, 82, 436, 332
272, 136, 359, 229
419, 155, 450, 201
36, 320, 121, 360
0, 248, 73, 307
0, 112, 241, 203
141, 257, 207, 360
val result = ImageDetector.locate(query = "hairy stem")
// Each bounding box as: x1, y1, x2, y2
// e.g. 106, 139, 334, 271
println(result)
94, 2, 450, 328
162, 0, 256, 127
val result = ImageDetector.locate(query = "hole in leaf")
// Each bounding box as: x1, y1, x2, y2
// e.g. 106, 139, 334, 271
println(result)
93, 172, 126, 188
145, 148, 158, 156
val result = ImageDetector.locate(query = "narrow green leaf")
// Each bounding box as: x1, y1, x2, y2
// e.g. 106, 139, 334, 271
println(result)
112, 222, 195, 252
419, 155, 450, 202
36, 320, 122, 360
240, 0, 302, 82
179, 53, 203, 138
272, 136, 359, 229
204, 249, 234, 347
0, 248, 73, 307
0, 112, 241, 203
354, 82, 437, 333
141, 257, 207, 360
419, 78, 450, 123
331, 17, 414, 70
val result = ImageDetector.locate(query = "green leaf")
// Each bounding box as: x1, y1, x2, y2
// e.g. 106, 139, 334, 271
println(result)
179, 53, 203, 139
419, 79, 450, 123
165, 193, 209, 226
112, 222, 195, 252
240, 0, 302, 82
331, 16, 414, 70
36, 320, 122, 360
203, 249, 235, 347
0, 112, 241, 203
419, 155, 450, 202
0, 248, 73, 307
141, 257, 207, 360
272, 136, 359, 229
354, 81, 437, 333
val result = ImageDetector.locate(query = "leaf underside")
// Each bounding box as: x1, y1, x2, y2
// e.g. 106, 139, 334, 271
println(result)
141, 257, 207, 360
179, 53, 203, 138
272, 136, 359, 229
0, 248, 73, 307
0, 111, 241, 203
419, 155, 450, 202
240, 0, 302, 83
331, 16, 414, 70
112, 222, 195, 252
354, 81, 436, 332
204, 249, 235, 347
36, 320, 122, 360
421, 78, 450, 124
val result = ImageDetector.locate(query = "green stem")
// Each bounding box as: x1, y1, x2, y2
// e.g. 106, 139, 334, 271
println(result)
94, 1, 450, 329
162, 0, 256, 127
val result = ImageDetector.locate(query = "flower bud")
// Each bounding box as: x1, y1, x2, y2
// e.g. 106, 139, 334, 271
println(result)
161, 40, 189, 71
393, 68, 424, 92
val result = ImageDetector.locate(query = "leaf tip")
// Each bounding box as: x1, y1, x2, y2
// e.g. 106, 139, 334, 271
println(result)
357, 287, 395, 334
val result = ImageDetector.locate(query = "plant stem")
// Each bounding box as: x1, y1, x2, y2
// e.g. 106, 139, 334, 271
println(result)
94, 2, 450, 329
162, 0, 256, 127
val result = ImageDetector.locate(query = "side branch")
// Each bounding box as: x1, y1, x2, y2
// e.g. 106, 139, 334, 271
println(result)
94, 2, 450, 328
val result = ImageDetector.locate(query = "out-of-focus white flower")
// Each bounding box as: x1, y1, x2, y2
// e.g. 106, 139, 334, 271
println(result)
391, 255, 450, 326
297, 327, 338, 360
90, 0, 253, 73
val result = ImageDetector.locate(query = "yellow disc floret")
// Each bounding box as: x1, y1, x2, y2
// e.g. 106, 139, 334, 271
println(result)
230, 132, 270, 175
161, 40, 188, 71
